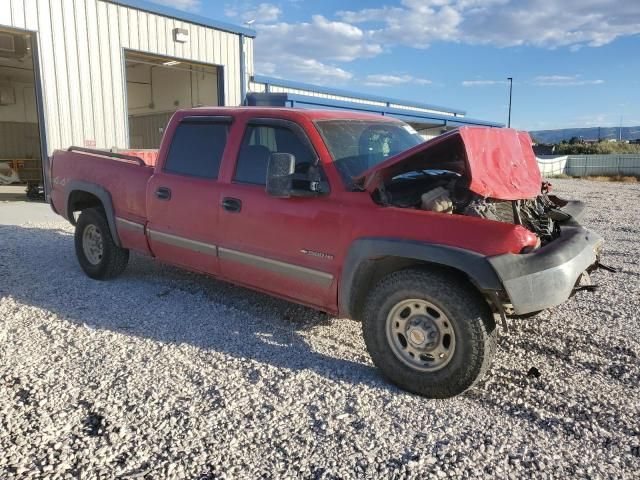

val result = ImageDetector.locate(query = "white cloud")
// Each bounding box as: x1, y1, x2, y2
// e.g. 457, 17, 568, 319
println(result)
255, 15, 382, 63
462, 75, 605, 87
283, 57, 353, 82
251, 15, 382, 83
251, 1, 638, 85
249, 3, 281, 22
338, 0, 640, 50
339, 1, 462, 48
461, 79, 508, 86
227, 2, 281, 22
364, 74, 432, 87
534, 75, 577, 82
532, 75, 605, 86
255, 56, 353, 85
150, 0, 200, 10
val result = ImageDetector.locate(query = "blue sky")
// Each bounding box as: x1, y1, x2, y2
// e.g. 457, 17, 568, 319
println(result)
154, 0, 640, 130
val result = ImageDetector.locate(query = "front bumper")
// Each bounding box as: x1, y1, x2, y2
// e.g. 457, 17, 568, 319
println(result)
488, 225, 603, 315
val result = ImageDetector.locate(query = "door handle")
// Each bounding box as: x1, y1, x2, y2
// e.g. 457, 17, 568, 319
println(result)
155, 187, 171, 200
221, 197, 242, 213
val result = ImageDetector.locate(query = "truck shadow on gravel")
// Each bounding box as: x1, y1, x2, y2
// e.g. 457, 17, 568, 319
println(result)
0, 225, 395, 393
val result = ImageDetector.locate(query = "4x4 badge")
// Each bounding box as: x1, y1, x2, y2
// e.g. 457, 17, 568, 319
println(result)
300, 249, 334, 260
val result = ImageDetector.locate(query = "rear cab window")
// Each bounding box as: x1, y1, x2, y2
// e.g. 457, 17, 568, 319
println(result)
164, 117, 230, 179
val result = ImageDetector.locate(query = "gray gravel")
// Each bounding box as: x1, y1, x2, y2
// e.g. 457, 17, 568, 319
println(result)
1, 179, 639, 479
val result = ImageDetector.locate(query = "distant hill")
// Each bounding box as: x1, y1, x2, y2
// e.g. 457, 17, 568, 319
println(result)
529, 126, 640, 144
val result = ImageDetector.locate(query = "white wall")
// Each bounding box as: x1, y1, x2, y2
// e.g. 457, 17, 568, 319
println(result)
126, 62, 218, 115
0, 78, 37, 122
0, 0, 250, 152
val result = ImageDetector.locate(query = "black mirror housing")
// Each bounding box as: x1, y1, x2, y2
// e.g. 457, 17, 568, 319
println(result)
266, 153, 328, 198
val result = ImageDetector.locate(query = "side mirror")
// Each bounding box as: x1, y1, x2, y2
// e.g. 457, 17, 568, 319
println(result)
266, 153, 296, 198
266, 153, 328, 198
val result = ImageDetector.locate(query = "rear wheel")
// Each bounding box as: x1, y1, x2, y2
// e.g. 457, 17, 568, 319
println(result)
74, 208, 129, 280
362, 268, 496, 398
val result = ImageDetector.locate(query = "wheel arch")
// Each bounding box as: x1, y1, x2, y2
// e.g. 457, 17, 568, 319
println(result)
339, 238, 504, 321
65, 181, 121, 247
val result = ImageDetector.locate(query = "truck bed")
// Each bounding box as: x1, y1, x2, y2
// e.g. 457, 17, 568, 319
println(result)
50, 148, 153, 226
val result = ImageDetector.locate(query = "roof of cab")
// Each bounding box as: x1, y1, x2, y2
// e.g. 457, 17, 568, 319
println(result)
185, 106, 406, 122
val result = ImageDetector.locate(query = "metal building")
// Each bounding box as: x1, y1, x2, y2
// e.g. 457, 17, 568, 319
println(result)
0, 0, 255, 193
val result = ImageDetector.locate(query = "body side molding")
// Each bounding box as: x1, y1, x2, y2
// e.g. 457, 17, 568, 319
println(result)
147, 229, 218, 256
115, 217, 145, 233
219, 247, 334, 287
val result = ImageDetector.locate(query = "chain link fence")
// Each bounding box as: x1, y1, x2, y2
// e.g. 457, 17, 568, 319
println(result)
537, 154, 640, 177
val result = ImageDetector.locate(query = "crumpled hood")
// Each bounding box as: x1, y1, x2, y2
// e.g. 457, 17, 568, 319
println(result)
355, 126, 542, 200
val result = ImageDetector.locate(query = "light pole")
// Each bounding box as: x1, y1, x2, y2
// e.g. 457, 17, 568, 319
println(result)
507, 77, 513, 128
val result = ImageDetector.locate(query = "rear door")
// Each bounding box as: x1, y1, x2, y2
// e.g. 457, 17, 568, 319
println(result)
146, 115, 231, 274
217, 118, 340, 309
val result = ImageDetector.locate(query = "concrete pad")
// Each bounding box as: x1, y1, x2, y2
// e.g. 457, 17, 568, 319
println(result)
0, 185, 61, 225
0, 185, 28, 201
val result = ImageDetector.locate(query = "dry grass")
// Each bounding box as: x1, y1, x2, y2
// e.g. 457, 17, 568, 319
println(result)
583, 175, 639, 183
547, 174, 639, 183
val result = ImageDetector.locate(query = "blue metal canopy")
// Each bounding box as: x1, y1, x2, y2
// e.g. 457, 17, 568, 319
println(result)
252, 75, 467, 116
246, 92, 503, 128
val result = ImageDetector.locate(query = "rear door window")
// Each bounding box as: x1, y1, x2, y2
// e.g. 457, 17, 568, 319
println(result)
164, 120, 229, 179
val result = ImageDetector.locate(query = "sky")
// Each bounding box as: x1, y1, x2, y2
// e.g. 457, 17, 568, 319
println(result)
151, 0, 640, 131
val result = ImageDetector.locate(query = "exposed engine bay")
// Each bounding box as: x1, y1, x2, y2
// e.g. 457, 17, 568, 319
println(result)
373, 170, 564, 245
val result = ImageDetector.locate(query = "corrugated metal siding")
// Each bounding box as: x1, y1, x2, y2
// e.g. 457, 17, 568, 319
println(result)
1, 0, 247, 153
537, 155, 640, 177
248, 81, 266, 93
565, 155, 640, 177
245, 37, 254, 77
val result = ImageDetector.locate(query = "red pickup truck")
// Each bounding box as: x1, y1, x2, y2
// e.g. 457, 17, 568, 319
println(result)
49, 107, 605, 398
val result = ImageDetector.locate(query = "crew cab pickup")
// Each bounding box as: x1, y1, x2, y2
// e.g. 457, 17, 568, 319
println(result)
49, 108, 605, 398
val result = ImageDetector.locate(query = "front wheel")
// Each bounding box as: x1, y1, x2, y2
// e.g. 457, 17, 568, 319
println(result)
362, 268, 496, 398
74, 208, 129, 280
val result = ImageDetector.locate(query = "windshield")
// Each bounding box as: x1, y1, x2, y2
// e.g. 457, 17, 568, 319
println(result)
315, 120, 424, 187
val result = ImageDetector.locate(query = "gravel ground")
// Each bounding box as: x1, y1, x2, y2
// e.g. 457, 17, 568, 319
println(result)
1, 179, 639, 479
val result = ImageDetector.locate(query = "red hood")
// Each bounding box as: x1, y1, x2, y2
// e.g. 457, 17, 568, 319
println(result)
355, 127, 542, 200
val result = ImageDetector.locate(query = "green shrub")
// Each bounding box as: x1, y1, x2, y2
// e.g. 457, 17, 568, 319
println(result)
554, 142, 640, 155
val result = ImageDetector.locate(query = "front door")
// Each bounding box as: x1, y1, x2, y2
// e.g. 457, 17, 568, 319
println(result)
217, 119, 340, 309
146, 116, 230, 274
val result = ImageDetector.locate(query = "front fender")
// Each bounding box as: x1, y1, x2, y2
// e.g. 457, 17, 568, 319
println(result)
339, 237, 503, 319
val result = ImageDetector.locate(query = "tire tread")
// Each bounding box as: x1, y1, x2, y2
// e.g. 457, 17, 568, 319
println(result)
362, 268, 496, 398
74, 208, 129, 280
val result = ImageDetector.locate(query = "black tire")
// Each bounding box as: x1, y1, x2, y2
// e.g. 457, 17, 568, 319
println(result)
74, 208, 129, 280
362, 268, 496, 398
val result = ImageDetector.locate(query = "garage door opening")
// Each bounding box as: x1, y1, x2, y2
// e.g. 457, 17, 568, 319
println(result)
125, 51, 222, 149
0, 28, 43, 200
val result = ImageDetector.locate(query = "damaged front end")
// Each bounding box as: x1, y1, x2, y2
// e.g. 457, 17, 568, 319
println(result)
463, 186, 571, 247
354, 126, 610, 316
355, 127, 582, 248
